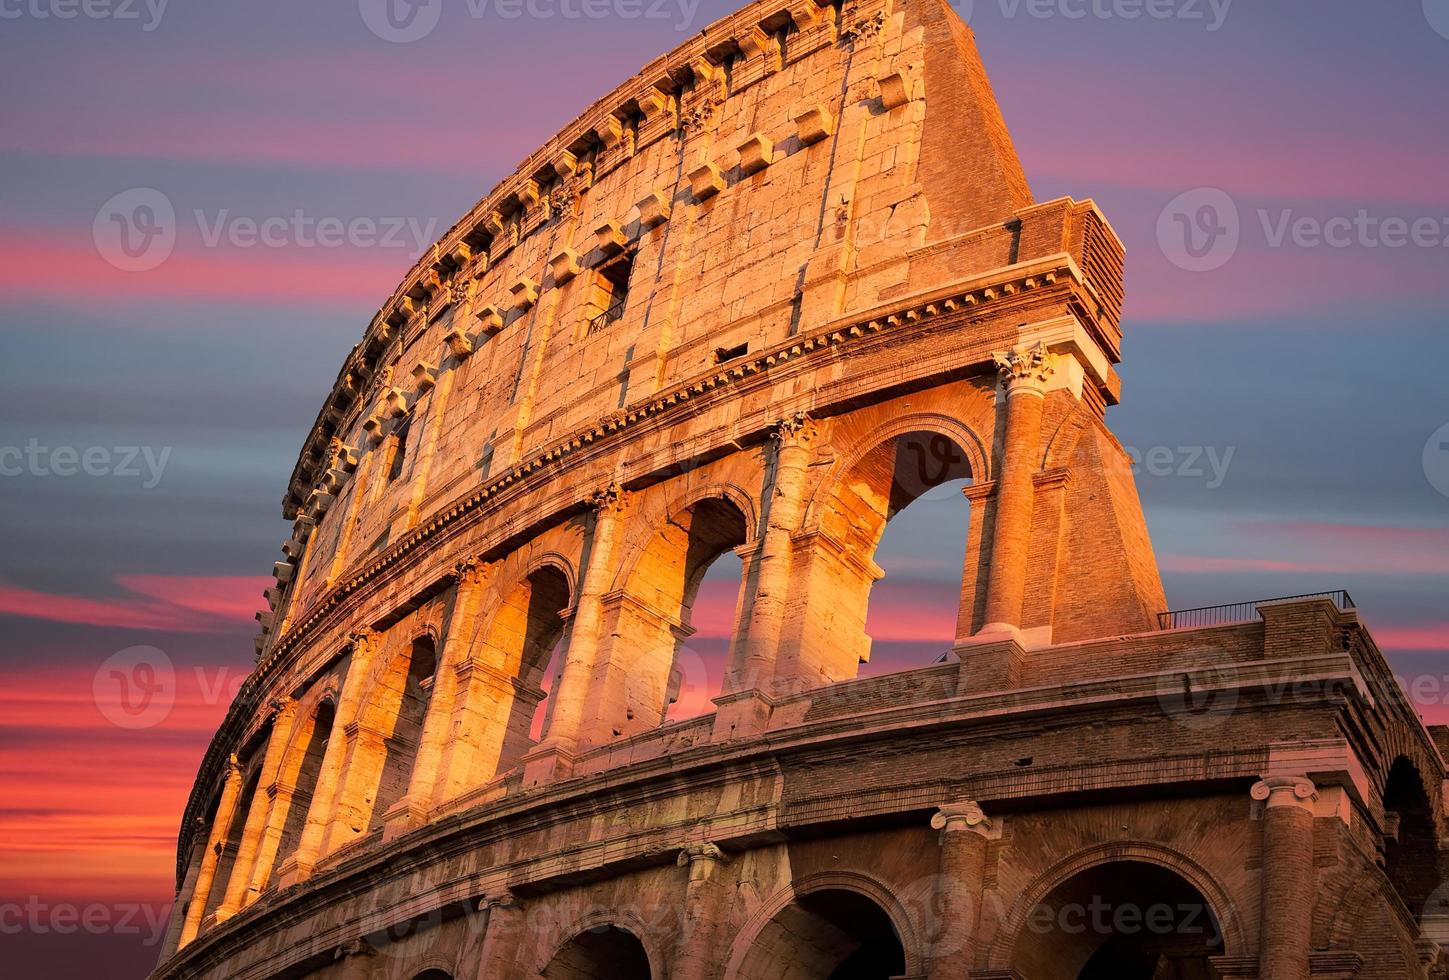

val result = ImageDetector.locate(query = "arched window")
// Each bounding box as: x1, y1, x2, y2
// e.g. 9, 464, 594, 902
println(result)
667, 547, 743, 722
796, 428, 974, 684
864, 430, 972, 675
734, 888, 906, 979
368, 636, 436, 833
1383, 757, 1437, 918
199, 765, 260, 923
542, 925, 651, 979
1012, 860, 1224, 979
267, 700, 334, 885
613, 496, 748, 733
486, 565, 571, 770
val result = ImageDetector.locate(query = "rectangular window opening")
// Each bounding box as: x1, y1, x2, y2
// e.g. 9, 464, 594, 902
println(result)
714, 342, 748, 364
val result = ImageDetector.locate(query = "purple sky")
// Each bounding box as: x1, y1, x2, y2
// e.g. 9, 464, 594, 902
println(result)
2, 1, 1448, 976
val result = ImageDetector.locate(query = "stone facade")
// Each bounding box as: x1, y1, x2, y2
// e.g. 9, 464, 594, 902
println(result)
153, 0, 1449, 977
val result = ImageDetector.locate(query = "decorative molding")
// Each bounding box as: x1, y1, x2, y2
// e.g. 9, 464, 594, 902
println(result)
991, 342, 1055, 396
676, 841, 729, 866
931, 800, 993, 835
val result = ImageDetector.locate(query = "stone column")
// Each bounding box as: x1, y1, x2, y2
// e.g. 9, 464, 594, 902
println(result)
333, 938, 376, 980
472, 895, 526, 980
177, 756, 244, 946
277, 628, 381, 885
735, 413, 816, 693
161, 821, 209, 955
385, 558, 490, 836
980, 343, 1054, 635
526, 484, 628, 778
673, 843, 732, 980
929, 801, 994, 980
1252, 776, 1317, 980
215, 697, 299, 921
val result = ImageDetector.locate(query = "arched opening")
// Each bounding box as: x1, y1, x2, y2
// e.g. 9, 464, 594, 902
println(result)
798, 429, 973, 683
486, 565, 572, 767
667, 546, 743, 723
368, 635, 437, 833
611, 496, 748, 732
734, 888, 906, 980
199, 764, 260, 923
267, 700, 334, 885
864, 430, 973, 675
412, 971, 453, 980
541, 924, 652, 979
1011, 860, 1224, 979
1383, 756, 1438, 918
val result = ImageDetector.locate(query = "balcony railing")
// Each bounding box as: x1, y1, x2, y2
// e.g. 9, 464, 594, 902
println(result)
1157, 590, 1356, 630
587, 299, 626, 336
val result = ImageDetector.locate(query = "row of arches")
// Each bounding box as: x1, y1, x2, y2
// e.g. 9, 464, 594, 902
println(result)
182, 423, 984, 939
388, 860, 1228, 980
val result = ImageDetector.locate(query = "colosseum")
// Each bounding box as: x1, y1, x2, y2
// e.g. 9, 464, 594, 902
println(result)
152, 0, 1448, 977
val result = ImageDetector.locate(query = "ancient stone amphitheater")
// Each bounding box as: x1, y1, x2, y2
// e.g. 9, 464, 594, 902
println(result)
152, 0, 1449, 977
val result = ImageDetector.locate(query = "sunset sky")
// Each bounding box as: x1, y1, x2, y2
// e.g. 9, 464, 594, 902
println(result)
2, 0, 1448, 975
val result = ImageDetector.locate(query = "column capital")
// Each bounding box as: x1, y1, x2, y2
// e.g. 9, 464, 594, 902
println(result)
449, 555, 492, 588
267, 695, 299, 723
676, 841, 729, 866
223, 752, 244, 779
991, 341, 1056, 397
479, 892, 521, 914
932, 800, 994, 835
333, 937, 376, 960
589, 481, 631, 514
347, 626, 380, 652
1252, 775, 1318, 810
769, 411, 818, 449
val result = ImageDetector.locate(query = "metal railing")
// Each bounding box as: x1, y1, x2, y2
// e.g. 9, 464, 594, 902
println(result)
587, 299, 626, 336
1157, 590, 1355, 630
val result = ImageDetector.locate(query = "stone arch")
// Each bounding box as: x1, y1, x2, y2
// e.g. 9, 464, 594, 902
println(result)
260, 693, 337, 889
1382, 755, 1438, 919
725, 870, 923, 980
479, 561, 575, 771
785, 413, 982, 685
534, 908, 662, 980
800, 411, 989, 533
198, 755, 264, 924
354, 632, 439, 834
987, 841, 1244, 973
603, 490, 753, 733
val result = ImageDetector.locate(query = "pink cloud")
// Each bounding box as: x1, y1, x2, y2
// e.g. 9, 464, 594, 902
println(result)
0, 233, 413, 310
1165, 523, 1449, 577
1374, 625, 1449, 652
0, 576, 270, 632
